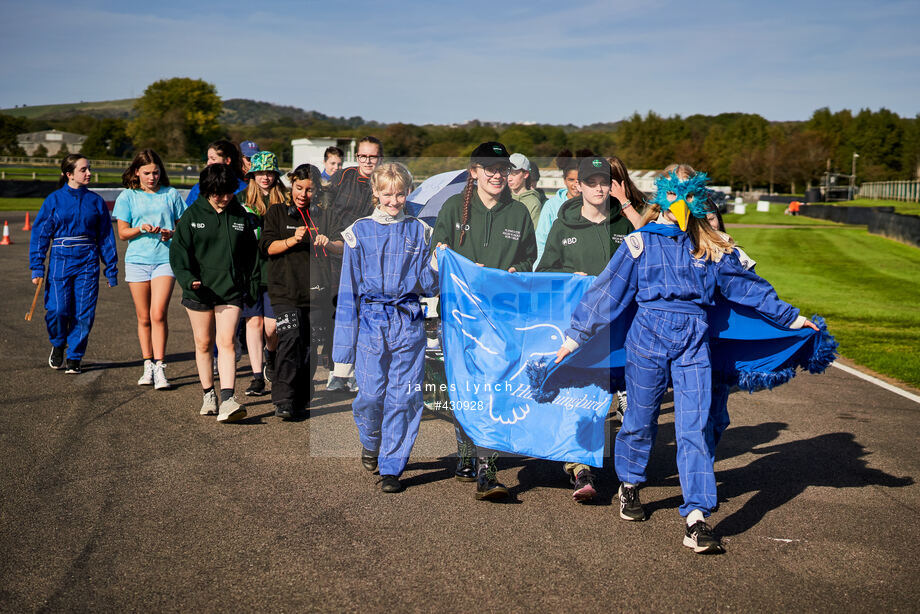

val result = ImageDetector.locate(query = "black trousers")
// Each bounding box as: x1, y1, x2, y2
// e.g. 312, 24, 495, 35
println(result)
272, 305, 316, 410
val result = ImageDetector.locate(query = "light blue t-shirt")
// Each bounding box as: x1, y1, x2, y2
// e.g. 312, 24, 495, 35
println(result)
112, 186, 187, 265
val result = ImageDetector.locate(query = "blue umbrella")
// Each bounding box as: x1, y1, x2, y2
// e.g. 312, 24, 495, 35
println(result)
407, 169, 468, 224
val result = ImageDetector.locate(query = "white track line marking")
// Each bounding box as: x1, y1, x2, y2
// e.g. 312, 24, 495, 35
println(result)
831, 362, 920, 405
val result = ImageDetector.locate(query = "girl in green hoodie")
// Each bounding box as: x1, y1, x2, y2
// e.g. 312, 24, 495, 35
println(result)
170, 164, 261, 423
536, 155, 646, 502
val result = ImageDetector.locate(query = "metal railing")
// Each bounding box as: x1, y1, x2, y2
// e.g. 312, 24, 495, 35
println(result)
859, 180, 920, 202
0, 155, 197, 172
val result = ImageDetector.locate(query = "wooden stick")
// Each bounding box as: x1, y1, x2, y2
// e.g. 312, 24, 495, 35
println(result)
25, 277, 43, 321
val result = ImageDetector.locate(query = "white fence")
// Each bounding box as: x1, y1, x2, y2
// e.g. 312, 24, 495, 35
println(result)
0, 155, 196, 172
859, 180, 920, 202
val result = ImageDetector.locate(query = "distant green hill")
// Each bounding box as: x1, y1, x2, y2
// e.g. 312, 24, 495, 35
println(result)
1, 99, 137, 119
0, 98, 366, 127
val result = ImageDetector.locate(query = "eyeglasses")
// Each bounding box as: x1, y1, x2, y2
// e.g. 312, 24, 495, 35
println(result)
356, 155, 381, 163
477, 165, 511, 178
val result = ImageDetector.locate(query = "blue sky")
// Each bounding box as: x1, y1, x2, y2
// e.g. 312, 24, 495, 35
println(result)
1, 0, 918, 125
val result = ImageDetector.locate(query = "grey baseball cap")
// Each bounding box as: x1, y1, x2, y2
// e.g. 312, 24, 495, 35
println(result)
509, 153, 531, 172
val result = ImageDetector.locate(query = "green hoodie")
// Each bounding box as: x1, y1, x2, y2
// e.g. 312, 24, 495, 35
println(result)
170, 195, 261, 305
431, 189, 537, 272
535, 196, 634, 275
511, 187, 543, 228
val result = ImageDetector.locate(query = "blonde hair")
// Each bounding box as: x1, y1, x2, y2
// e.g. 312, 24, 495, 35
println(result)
662, 163, 696, 181
371, 162, 413, 207
244, 174, 287, 216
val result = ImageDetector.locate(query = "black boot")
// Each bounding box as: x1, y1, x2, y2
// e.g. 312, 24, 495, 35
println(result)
475, 454, 509, 501
380, 475, 402, 493
361, 447, 378, 472
454, 440, 476, 482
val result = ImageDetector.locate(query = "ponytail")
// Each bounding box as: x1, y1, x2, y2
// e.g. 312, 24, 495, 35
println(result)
458, 172, 476, 247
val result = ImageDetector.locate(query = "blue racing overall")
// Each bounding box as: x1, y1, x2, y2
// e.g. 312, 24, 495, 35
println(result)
29, 185, 118, 360
564, 223, 805, 517
332, 209, 439, 477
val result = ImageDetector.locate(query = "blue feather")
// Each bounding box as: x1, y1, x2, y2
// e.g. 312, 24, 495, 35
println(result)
651, 171, 717, 218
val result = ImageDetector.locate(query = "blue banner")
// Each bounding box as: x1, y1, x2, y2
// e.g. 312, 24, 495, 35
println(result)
438, 248, 620, 466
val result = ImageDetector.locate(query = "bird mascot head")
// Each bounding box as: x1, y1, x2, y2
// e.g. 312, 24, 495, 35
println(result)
651, 171, 716, 232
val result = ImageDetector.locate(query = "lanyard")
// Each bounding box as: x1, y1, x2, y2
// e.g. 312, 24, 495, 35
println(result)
294, 206, 326, 257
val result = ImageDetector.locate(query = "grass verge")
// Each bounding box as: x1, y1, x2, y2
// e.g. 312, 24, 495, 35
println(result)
0, 198, 45, 211
723, 203, 843, 226
838, 198, 920, 217
728, 226, 920, 388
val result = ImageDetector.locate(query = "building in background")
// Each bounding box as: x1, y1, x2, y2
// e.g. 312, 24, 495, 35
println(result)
291, 137, 356, 170
17, 130, 87, 156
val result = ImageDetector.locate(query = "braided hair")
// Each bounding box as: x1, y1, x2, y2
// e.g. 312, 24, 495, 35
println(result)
457, 170, 476, 247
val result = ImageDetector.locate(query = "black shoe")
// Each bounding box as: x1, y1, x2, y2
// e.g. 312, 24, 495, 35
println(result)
245, 377, 266, 396
572, 469, 597, 503
263, 350, 275, 383
361, 447, 378, 472
684, 520, 723, 554
618, 483, 646, 521
454, 459, 477, 482
64, 359, 82, 374
475, 458, 509, 501
455, 440, 477, 482
274, 404, 294, 420
380, 475, 402, 493
49, 346, 65, 370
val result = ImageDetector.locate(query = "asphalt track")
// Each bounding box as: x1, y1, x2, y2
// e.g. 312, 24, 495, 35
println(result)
1, 213, 919, 612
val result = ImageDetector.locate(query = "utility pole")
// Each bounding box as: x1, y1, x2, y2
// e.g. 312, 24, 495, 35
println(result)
851, 152, 859, 200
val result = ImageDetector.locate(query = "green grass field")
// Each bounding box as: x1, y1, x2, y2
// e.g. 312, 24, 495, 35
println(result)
723, 203, 843, 226
0, 198, 45, 211
727, 225, 920, 388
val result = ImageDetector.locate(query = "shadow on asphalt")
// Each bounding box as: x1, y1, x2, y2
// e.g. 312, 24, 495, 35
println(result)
714, 430, 914, 536
639, 423, 915, 534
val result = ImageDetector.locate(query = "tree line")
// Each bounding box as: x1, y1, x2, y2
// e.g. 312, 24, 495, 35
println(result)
2, 78, 917, 193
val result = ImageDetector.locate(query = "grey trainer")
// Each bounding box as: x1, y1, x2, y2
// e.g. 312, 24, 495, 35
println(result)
217, 396, 246, 423
200, 390, 218, 416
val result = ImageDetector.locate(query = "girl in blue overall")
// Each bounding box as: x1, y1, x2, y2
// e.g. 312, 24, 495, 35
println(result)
332, 163, 439, 494
30, 154, 118, 374
555, 169, 818, 553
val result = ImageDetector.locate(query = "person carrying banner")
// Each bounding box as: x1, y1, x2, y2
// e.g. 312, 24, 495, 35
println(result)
431, 141, 537, 500
555, 167, 818, 553
29, 154, 119, 374
332, 162, 438, 493
536, 155, 639, 502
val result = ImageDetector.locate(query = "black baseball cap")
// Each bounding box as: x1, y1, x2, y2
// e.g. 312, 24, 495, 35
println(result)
470, 142, 511, 167
578, 156, 612, 182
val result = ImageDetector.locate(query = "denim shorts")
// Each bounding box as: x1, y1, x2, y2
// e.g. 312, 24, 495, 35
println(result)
241, 290, 275, 319
125, 262, 174, 283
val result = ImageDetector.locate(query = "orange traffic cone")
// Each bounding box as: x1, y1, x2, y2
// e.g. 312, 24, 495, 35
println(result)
0, 221, 12, 245
22, 212, 32, 231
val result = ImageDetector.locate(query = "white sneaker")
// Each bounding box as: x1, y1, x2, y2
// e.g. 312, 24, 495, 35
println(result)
200, 390, 218, 415
217, 396, 247, 423
153, 361, 170, 390
138, 359, 154, 386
